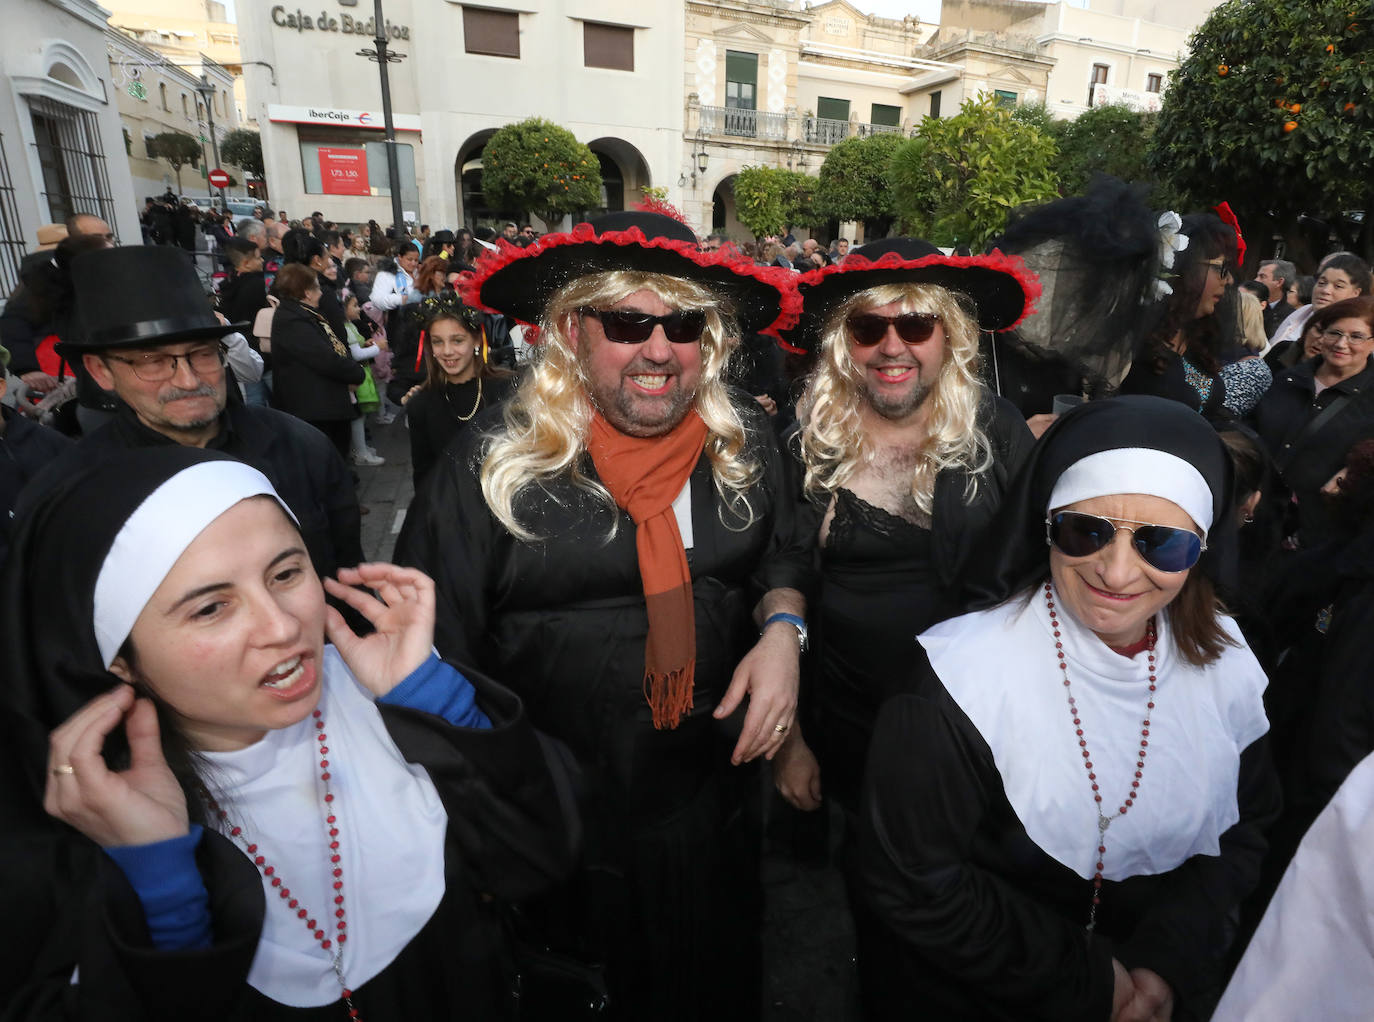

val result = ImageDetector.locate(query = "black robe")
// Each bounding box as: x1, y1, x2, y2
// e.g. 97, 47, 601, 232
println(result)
395, 393, 813, 1020
3, 668, 576, 1021
853, 660, 1280, 1022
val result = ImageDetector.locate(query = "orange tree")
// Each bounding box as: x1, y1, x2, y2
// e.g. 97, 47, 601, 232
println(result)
733, 166, 817, 239
481, 118, 603, 229
1150, 1, 1374, 266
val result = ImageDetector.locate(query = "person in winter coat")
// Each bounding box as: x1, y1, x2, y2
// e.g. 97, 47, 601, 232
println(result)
0, 343, 71, 566
269, 264, 364, 458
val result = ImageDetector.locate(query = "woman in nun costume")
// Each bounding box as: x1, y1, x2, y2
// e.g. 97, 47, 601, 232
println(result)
852, 395, 1280, 1021
0, 446, 574, 1020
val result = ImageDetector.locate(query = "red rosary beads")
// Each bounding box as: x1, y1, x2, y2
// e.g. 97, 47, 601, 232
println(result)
1044, 583, 1157, 933
203, 709, 363, 1020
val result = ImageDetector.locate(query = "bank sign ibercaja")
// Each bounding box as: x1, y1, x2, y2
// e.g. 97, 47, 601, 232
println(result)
271, 3, 411, 40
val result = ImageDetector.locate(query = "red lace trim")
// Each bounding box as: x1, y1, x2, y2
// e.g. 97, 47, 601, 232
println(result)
460, 223, 804, 339
794, 248, 1043, 333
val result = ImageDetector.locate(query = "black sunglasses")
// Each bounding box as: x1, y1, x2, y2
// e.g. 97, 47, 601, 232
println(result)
580, 307, 707, 344
846, 312, 940, 346
1046, 510, 1204, 574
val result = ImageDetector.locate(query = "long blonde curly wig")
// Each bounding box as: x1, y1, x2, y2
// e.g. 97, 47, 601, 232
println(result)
481, 269, 761, 540
797, 282, 993, 514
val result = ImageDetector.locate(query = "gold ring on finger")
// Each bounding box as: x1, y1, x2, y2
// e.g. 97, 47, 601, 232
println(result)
51, 764, 76, 776
774, 722, 790, 733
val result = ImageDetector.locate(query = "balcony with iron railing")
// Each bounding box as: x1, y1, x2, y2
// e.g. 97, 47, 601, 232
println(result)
802, 117, 904, 145
698, 105, 788, 141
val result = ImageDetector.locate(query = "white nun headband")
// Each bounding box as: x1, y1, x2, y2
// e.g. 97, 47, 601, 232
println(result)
93, 461, 297, 667
1047, 447, 1214, 539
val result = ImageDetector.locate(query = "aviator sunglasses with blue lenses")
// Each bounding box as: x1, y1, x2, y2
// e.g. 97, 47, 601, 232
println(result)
579, 307, 708, 344
1046, 510, 1205, 574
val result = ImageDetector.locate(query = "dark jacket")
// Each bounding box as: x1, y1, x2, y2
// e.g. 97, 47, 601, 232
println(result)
1119, 348, 1227, 421
405, 375, 516, 491
269, 299, 364, 422
315, 270, 349, 347
56, 404, 363, 580
1251, 356, 1374, 543
217, 271, 270, 332
0, 282, 45, 377
0, 406, 71, 567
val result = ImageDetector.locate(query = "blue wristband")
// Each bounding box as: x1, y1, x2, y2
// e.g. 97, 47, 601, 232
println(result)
763, 612, 808, 653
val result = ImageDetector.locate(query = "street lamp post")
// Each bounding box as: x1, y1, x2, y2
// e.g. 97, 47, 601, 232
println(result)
196, 75, 226, 207
356, 0, 407, 237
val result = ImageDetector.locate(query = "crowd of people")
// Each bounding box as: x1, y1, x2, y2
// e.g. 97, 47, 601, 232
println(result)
2, 181, 1374, 1022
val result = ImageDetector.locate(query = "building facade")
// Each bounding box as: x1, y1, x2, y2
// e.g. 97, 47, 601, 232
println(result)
106, 29, 239, 202
0, 0, 140, 296
236, 0, 685, 230
683, 0, 942, 238
235, 0, 1220, 239
691, 0, 1211, 241
104, 0, 248, 123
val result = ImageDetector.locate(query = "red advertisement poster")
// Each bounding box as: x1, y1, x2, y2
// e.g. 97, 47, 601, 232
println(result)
318, 147, 370, 196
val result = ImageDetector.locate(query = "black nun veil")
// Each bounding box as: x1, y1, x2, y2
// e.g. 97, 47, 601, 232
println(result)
965, 395, 1237, 609
1, 447, 247, 813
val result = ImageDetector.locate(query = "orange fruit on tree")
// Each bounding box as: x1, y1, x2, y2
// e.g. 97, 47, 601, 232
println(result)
1327, 43, 1336, 53
1284, 120, 1298, 132
1346, 102, 1357, 112
1291, 103, 1302, 113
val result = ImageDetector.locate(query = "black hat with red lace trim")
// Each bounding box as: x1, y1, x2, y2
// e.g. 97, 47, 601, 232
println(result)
462, 211, 801, 337
779, 237, 1040, 353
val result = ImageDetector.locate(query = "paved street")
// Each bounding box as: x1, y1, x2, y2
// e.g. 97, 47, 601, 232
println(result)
353, 414, 859, 1021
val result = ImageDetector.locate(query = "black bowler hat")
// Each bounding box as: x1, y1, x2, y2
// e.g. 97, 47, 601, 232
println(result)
59, 246, 249, 353
463, 210, 801, 337
780, 237, 1040, 353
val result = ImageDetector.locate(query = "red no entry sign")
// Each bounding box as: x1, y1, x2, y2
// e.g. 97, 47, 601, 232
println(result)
208, 168, 230, 188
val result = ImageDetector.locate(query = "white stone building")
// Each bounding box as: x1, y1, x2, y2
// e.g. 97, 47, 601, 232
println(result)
0, 0, 140, 296
234, 0, 1224, 239
236, 0, 684, 230
106, 30, 240, 202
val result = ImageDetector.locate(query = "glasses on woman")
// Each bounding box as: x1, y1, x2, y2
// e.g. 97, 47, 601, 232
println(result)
1201, 259, 1234, 282
1046, 510, 1204, 573
846, 312, 940, 346
579, 307, 707, 344
1321, 328, 1373, 347
104, 344, 227, 382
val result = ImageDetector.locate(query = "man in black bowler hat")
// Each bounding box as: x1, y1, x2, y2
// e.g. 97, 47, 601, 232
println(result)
27, 246, 361, 585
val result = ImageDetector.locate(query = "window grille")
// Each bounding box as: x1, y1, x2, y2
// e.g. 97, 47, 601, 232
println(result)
27, 94, 117, 232
0, 133, 27, 297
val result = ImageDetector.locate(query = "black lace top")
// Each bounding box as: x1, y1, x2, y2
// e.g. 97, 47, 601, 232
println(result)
811, 488, 948, 809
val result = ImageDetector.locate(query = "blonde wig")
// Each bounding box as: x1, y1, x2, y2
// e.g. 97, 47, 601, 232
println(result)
481, 269, 760, 540
797, 282, 993, 514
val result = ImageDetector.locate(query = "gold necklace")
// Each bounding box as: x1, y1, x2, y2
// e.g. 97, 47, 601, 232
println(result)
443, 375, 482, 421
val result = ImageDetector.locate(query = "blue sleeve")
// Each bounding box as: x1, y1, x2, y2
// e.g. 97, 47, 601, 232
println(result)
103, 825, 213, 951
380, 653, 492, 729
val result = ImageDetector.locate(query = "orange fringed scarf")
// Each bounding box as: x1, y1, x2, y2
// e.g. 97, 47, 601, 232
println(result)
588, 409, 708, 729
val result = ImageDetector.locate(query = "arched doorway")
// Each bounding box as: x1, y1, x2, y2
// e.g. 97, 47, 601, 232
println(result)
586, 137, 651, 215
711, 176, 746, 241
453, 129, 515, 231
